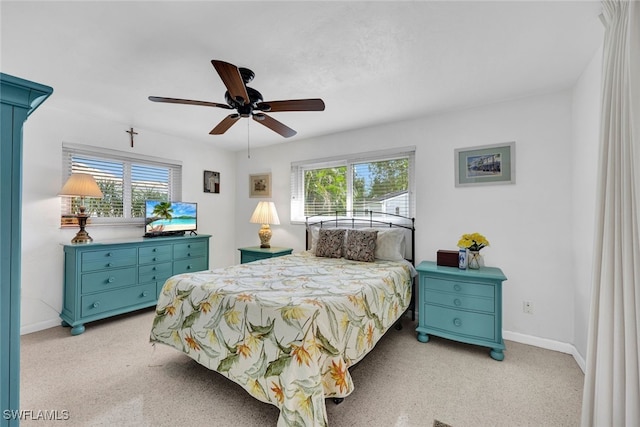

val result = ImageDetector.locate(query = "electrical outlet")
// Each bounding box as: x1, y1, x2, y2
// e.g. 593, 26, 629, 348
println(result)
523, 301, 533, 314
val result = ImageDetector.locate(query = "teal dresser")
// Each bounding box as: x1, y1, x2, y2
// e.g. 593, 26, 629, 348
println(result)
415, 261, 507, 361
238, 246, 293, 264
61, 234, 210, 335
1, 74, 52, 427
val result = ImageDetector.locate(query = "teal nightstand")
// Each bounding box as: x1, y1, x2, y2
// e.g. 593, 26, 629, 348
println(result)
415, 261, 507, 361
238, 246, 293, 264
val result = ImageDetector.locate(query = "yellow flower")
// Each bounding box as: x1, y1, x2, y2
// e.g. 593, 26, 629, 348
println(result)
457, 232, 490, 251
165, 305, 176, 316
366, 323, 375, 347
199, 301, 212, 314
184, 333, 200, 351
329, 360, 348, 393
281, 306, 306, 322
237, 293, 254, 302
270, 381, 284, 405
237, 343, 252, 358
291, 343, 312, 367
224, 308, 241, 325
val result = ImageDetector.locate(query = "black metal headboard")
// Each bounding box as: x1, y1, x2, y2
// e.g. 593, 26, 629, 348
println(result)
305, 210, 416, 266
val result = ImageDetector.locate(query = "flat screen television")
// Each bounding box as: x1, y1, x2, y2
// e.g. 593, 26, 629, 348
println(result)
144, 200, 197, 237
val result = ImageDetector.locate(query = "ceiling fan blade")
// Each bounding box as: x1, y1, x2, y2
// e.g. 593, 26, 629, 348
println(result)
253, 113, 297, 138
210, 114, 241, 135
256, 98, 325, 112
148, 96, 232, 109
211, 60, 250, 106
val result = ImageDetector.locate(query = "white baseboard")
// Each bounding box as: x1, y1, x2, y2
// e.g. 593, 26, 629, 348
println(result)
21, 319, 61, 336
504, 330, 586, 373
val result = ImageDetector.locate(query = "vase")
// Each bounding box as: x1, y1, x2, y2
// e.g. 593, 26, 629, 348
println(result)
458, 249, 468, 269
468, 251, 481, 269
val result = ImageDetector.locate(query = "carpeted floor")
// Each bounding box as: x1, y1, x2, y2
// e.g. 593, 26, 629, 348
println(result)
20, 309, 584, 426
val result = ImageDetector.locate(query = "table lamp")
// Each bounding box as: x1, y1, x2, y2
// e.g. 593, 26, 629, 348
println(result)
59, 173, 104, 244
249, 201, 280, 248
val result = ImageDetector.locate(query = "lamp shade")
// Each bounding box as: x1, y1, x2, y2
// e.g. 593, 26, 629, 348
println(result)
59, 173, 104, 198
249, 201, 280, 225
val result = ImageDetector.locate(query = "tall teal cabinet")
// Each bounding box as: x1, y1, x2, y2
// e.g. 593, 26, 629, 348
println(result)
1, 74, 52, 426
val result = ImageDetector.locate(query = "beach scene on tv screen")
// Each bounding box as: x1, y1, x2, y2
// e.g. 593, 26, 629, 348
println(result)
146, 201, 196, 232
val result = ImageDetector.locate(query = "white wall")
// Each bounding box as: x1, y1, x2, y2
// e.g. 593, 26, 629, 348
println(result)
20, 102, 237, 334
571, 46, 603, 362
236, 90, 577, 346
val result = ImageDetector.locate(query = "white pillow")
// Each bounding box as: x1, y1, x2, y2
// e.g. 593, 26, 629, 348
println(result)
308, 226, 320, 253
363, 227, 406, 261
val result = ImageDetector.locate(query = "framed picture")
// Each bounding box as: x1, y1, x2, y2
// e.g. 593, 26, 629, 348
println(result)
455, 141, 515, 187
204, 170, 220, 193
249, 173, 271, 198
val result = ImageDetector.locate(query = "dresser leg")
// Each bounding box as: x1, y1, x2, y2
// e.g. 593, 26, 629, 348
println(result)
490, 348, 504, 361
70, 324, 85, 336
417, 332, 430, 343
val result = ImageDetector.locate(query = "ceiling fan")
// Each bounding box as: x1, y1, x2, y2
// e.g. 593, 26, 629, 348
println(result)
149, 60, 325, 138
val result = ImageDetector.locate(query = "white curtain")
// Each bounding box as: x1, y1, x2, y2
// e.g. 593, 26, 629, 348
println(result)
581, 1, 640, 426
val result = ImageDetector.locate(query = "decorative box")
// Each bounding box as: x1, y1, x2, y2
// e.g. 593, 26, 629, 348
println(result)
436, 250, 459, 267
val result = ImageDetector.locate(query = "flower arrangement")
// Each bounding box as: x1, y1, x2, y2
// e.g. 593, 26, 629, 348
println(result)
457, 232, 490, 252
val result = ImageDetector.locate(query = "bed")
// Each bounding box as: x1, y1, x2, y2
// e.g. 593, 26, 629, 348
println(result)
150, 211, 415, 426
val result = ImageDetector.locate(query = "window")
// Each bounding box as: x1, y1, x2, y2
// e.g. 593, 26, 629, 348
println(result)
291, 147, 415, 222
61, 143, 182, 226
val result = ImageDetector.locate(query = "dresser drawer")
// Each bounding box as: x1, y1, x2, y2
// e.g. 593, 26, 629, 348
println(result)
174, 241, 207, 259
425, 277, 494, 298
81, 248, 137, 272
424, 304, 495, 341
81, 267, 137, 294
81, 284, 156, 317
138, 262, 172, 283
424, 289, 494, 313
138, 245, 172, 264
173, 257, 207, 274
241, 253, 265, 263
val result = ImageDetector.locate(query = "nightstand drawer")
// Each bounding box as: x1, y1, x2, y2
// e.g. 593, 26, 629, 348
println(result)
425, 277, 494, 298
139, 245, 172, 264
174, 241, 207, 259
424, 304, 495, 341
81, 284, 156, 317
81, 267, 137, 294
138, 262, 172, 283
424, 289, 494, 313
173, 257, 207, 274
81, 248, 137, 272
242, 253, 266, 263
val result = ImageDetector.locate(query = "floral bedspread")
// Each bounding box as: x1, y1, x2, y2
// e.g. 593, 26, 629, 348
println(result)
150, 251, 413, 426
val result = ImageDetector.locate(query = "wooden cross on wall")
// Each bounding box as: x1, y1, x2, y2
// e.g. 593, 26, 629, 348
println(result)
126, 127, 138, 147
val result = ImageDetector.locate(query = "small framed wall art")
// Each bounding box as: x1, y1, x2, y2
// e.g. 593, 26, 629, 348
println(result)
455, 141, 515, 187
204, 170, 220, 193
249, 173, 271, 198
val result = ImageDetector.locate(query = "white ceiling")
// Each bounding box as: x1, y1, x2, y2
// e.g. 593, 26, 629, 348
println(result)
1, 1, 603, 151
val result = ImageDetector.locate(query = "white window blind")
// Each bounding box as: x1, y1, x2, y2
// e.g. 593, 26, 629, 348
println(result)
291, 147, 415, 222
61, 143, 182, 226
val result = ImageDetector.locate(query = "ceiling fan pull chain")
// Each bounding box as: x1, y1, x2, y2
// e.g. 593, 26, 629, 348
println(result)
247, 119, 251, 159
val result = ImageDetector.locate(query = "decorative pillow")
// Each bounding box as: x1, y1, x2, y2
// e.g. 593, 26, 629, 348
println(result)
315, 229, 346, 258
374, 228, 406, 261
344, 229, 378, 262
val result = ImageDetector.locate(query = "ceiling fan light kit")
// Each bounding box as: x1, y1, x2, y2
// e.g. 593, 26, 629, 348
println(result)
149, 59, 325, 138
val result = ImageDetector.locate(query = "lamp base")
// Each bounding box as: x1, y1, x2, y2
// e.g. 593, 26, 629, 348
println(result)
71, 214, 93, 244
258, 224, 272, 248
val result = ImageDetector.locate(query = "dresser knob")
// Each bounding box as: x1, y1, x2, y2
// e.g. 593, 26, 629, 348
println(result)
152, 267, 156, 271
454, 298, 461, 306
454, 284, 462, 292
187, 253, 191, 257
106, 252, 112, 257
108, 277, 115, 283
92, 302, 101, 308
153, 248, 157, 252
453, 318, 462, 327
106, 263, 112, 267
153, 257, 157, 261
187, 265, 192, 270
142, 291, 149, 297
187, 244, 191, 248
152, 276, 156, 280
